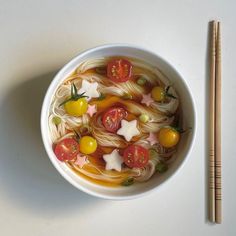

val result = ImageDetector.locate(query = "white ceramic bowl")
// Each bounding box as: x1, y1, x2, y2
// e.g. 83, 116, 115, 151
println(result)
41, 44, 196, 200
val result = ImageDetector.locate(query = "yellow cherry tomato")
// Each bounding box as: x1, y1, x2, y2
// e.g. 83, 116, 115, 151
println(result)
64, 98, 88, 116
151, 86, 165, 102
79, 136, 97, 154
158, 127, 180, 148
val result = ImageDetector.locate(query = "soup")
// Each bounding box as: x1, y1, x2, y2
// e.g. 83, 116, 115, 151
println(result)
49, 57, 182, 187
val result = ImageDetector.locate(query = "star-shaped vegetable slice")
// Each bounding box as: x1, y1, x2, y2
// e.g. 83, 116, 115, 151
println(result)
147, 132, 158, 145
86, 104, 97, 117
141, 93, 154, 106
117, 119, 140, 141
103, 149, 124, 172
78, 80, 99, 100
74, 153, 88, 168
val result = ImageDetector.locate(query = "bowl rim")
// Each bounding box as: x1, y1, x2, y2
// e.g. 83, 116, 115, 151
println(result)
40, 43, 197, 200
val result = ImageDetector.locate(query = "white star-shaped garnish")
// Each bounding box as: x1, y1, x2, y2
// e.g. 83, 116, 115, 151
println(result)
78, 80, 99, 100
117, 119, 140, 141
147, 132, 158, 145
103, 149, 124, 172
141, 93, 154, 106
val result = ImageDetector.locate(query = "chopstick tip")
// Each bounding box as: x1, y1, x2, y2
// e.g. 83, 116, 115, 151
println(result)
210, 20, 221, 25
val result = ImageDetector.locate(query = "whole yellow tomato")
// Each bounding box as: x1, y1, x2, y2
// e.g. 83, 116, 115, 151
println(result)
64, 98, 88, 116
151, 86, 165, 102
158, 127, 180, 148
79, 136, 97, 154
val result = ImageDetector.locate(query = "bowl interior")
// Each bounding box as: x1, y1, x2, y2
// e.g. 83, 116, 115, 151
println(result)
41, 45, 196, 200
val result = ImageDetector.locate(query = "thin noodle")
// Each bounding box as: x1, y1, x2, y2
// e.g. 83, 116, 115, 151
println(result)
48, 56, 180, 184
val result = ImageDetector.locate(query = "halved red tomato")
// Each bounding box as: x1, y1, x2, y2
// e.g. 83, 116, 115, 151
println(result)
54, 138, 79, 161
107, 59, 132, 82
102, 107, 128, 133
123, 145, 149, 168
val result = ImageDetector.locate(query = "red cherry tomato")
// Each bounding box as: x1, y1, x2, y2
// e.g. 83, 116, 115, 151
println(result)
107, 59, 132, 82
123, 145, 149, 168
102, 107, 128, 133
54, 138, 79, 161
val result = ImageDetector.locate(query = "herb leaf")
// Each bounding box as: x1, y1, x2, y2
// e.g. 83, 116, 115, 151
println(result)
166, 93, 177, 99
172, 126, 192, 133
165, 85, 171, 93
121, 177, 134, 186
59, 83, 88, 106
73, 129, 81, 142
73, 83, 78, 95
165, 86, 177, 99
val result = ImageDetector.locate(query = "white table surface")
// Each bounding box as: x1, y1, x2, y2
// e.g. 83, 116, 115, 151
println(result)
0, 0, 235, 235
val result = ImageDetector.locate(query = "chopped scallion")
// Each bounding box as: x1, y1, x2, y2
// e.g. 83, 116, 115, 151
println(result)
121, 177, 134, 186
52, 116, 61, 125
122, 93, 133, 100
95, 67, 107, 75
136, 77, 147, 86
156, 162, 168, 173
139, 114, 149, 123
149, 148, 158, 159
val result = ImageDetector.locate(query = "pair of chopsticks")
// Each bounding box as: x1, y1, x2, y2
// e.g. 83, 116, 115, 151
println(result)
209, 20, 222, 224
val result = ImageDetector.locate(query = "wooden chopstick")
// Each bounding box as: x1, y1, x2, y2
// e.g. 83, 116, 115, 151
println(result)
209, 20, 217, 223
209, 20, 222, 224
215, 21, 222, 224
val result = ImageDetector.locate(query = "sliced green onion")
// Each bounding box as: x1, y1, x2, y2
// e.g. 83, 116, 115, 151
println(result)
97, 93, 106, 101
149, 148, 158, 159
136, 77, 147, 86
95, 66, 107, 75
52, 116, 61, 125
156, 162, 168, 173
122, 93, 133, 100
121, 177, 134, 186
139, 114, 149, 123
